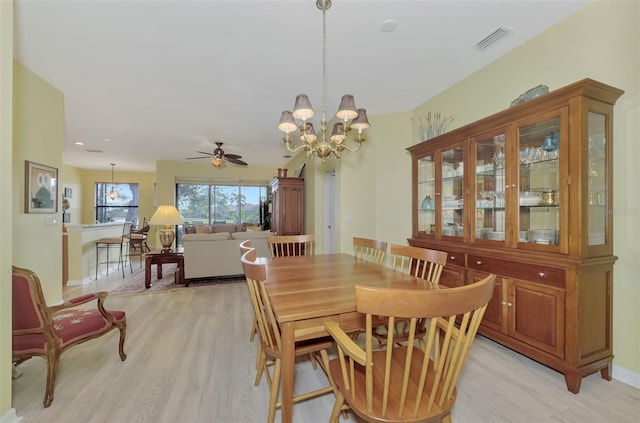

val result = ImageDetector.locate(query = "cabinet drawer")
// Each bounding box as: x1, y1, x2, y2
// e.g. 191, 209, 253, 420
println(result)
445, 252, 465, 267
468, 255, 565, 289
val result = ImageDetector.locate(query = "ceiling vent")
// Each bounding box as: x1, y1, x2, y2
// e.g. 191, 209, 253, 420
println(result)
472, 26, 513, 51
86, 149, 104, 153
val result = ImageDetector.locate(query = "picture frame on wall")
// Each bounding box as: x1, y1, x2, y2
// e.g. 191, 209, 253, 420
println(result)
25, 160, 58, 213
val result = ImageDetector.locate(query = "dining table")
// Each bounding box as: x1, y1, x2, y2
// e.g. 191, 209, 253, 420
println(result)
262, 253, 440, 423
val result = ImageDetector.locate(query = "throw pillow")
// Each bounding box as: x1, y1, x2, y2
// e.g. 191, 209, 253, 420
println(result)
195, 226, 212, 234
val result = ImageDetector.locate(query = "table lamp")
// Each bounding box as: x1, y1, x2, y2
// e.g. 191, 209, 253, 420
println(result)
148, 205, 184, 252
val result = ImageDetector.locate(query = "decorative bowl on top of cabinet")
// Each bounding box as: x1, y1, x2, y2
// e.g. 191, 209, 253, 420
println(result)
407, 78, 624, 393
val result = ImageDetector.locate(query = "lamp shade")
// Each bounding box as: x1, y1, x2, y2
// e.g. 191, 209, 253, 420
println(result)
148, 205, 184, 226
335, 94, 358, 121
351, 108, 370, 130
277, 111, 298, 133
292, 94, 315, 121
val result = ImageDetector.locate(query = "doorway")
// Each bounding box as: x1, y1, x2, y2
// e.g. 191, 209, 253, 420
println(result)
323, 169, 336, 253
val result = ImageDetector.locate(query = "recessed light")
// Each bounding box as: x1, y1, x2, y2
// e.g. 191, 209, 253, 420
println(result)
380, 19, 397, 33
103, 138, 112, 142
74, 141, 84, 146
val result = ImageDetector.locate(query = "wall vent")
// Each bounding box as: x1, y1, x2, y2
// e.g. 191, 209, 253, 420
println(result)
86, 149, 104, 153
472, 26, 513, 51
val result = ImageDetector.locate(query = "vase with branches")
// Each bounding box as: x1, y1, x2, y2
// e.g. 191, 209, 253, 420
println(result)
411, 111, 455, 140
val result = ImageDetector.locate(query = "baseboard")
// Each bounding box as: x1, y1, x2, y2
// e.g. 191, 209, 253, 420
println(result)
0, 409, 23, 423
613, 364, 640, 389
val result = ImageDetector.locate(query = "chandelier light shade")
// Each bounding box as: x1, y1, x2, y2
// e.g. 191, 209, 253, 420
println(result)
148, 205, 185, 252
277, 0, 370, 161
106, 163, 118, 200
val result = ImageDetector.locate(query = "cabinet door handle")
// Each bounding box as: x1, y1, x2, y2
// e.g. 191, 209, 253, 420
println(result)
501, 301, 507, 305
538, 272, 545, 278
450, 256, 455, 260
507, 302, 513, 307
511, 184, 516, 188
476, 260, 482, 265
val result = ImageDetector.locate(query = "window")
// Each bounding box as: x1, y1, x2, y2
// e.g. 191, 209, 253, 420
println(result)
176, 183, 268, 226
95, 183, 139, 224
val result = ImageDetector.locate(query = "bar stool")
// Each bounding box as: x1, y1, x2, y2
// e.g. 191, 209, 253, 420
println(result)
95, 221, 133, 280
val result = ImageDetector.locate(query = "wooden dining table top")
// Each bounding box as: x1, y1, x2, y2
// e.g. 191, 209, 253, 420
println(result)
262, 253, 439, 324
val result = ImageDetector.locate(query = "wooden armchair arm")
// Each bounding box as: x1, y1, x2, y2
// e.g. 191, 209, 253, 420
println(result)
49, 292, 108, 313
325, 321, 366, 365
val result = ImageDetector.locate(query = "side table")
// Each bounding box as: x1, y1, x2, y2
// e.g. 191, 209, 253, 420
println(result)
145, 250, 185, 288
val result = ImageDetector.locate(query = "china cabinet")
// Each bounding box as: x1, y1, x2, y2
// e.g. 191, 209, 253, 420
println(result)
407, 79, 623, 393
270, 176, 304, 236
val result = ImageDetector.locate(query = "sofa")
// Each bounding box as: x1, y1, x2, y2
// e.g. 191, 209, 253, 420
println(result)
181, 226, 272, 280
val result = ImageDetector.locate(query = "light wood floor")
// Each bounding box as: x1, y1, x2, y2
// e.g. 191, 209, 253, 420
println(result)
12, 269, 640, 422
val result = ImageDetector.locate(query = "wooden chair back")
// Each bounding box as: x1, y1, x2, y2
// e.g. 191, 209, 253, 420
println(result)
267, 234, 315, 257
353, 237, 388, 264
390, 244, 447, 284
239, 239, 255, 260
324, 274, 496, 422
241, 250, 282, 353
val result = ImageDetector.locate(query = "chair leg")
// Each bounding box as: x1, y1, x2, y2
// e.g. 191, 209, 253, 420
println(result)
267, 358, 281, 423
249, 315, 258, 342
329, 390, 346, 423
43, 347, 61, 407
116, 322, 127, 361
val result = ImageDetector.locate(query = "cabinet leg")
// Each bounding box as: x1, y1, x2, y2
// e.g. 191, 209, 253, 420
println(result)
564, 371, 581, 394
600, 360, 612, 381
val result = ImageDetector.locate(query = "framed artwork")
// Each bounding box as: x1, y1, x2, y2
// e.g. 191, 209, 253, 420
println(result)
293, 163, 305, 178
25, 160, 58, 213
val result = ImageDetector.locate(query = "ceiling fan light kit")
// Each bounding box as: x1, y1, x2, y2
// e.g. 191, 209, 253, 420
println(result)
186, 141, 248, 167
277, 0, 370, 162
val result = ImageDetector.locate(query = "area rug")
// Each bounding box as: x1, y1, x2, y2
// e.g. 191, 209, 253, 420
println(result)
110, 264, 245, 296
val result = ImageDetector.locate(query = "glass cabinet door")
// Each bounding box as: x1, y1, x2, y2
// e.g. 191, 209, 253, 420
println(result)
517, 111, 566, 249
417, 154, 436, 235
587, 112, 607, 246
440, 144, 464, 238
473, 133, 506, 243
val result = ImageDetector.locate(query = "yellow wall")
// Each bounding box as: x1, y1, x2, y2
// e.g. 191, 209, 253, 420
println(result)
0, 0, 13, 418
12, 61, 64, 305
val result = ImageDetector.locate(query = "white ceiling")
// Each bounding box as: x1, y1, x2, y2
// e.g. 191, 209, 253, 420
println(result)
14, 0, 590, 172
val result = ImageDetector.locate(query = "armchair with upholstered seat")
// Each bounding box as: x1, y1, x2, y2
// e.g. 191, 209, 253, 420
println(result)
12, 266, 127, 407
324, 274, 496, 423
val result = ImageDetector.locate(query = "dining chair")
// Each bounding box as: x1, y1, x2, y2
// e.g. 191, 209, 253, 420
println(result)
267, 234, 314, 257
324, 273, 496, 423
353, 236, 388, 264
240, 249, 336, 423
128, 217, 151, 255
95, 220, 134, 279
239, 239, 259, 342
12, 265, 127, 407
380, 244, 449, 347
390, 244, 447, 283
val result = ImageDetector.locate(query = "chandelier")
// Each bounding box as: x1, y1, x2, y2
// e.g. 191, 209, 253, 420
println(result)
277, 0, 370, 161
106, 163, 118, 200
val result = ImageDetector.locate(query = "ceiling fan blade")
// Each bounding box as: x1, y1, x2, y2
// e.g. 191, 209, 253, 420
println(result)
225, 157, 248, 166
197, 151, 214, 156
224, 153, 243, 159
185, 156, 210, 160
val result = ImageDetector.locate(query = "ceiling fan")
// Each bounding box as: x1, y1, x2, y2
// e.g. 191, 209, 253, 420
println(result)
186, 141, 248, 167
